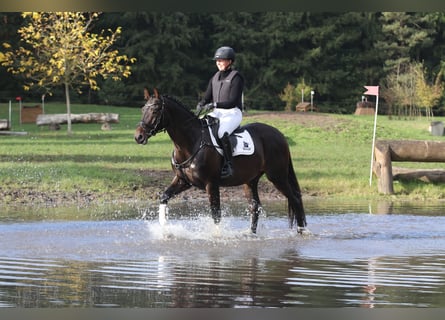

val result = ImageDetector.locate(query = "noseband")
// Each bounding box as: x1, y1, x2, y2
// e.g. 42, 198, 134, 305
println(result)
139, 97, 166, 137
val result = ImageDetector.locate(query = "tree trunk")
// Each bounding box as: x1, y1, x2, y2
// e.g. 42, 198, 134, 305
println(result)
65, 82, 72, 135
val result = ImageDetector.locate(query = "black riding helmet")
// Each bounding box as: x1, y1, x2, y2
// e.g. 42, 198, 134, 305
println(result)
213, 46, 235, 61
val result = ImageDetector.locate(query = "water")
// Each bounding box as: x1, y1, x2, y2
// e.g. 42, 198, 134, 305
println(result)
0, 199, 444, 307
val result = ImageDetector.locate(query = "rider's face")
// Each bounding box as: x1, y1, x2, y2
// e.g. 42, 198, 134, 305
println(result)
216, 59, 232, 71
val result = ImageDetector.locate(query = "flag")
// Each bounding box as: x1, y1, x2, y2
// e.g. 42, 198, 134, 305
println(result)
365, 85, 380, 186
364, 86, 379, 96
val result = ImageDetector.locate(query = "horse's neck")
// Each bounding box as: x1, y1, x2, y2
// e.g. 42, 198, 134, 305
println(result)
165, 102, 202, 153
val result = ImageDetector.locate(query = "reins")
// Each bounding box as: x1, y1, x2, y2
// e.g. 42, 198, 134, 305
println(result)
171, 138, 210, 170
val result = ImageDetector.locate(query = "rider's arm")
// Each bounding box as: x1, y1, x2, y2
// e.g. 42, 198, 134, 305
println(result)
198, 79, 213, 106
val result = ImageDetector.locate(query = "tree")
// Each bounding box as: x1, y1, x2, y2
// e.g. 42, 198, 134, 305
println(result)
376, 12, 436, 72
279, 83, 297, 111
103, 12, 205, 106
381, 61, 442, 119
1, 12, 135, 134
278, 79, 313, 111
381, 63, 418, 119
2, 12, 445, 113
0, 13, 23, 99
414, 62, 442, 119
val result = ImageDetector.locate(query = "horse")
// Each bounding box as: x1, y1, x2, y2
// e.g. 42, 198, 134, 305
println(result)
134, 88, 307, 234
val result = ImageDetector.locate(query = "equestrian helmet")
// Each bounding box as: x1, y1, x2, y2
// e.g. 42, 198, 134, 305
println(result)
213, 46, 235, 61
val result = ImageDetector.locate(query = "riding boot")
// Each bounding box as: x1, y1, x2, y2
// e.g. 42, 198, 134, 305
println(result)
220, 132, 233, 178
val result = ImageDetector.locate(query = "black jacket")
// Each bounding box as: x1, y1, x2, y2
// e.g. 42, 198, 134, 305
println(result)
200, 68, 244, 109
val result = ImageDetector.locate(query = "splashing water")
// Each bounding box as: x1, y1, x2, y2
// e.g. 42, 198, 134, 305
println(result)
1, 201, 445, 307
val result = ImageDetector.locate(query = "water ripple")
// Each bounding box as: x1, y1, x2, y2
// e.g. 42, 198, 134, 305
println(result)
0, 208, 444, 307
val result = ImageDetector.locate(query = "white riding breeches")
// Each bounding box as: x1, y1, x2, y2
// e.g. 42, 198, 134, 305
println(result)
208, 107, 242, 138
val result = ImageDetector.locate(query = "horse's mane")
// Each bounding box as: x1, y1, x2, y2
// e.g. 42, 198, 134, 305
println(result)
163, 94, 197, 118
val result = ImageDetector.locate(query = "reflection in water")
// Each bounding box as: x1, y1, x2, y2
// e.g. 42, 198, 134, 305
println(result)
363, 257, 378, 308
0, 200, 444, 307
1, 252, 444, 307
287, 255, 445, 307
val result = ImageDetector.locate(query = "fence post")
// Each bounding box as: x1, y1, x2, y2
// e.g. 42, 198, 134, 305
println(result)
374, 141, 394, 194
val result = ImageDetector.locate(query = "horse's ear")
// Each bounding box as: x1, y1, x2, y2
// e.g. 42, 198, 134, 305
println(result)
153, 88, 159, 99
144, 87, 150, 100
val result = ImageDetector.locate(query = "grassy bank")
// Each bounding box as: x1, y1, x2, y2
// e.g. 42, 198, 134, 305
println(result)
1, 102, 444, 206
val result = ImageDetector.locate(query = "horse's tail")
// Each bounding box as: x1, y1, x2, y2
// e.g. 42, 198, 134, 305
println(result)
287, 155, 307, 229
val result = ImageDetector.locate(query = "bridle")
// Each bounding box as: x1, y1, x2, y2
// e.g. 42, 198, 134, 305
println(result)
138, 96, 166, 137
138, 95, 215, 176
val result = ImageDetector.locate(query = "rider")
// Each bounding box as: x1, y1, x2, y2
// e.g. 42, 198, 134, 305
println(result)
197, 46, 245, 178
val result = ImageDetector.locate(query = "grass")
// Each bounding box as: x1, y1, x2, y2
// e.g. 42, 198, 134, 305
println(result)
242, 110, 445, 201
1, 101, 444, 205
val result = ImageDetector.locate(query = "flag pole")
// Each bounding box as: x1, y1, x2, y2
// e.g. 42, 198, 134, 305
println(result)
369, 93, 379, 186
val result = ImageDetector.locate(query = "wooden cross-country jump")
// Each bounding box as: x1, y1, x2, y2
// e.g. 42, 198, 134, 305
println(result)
36, 113, 119, 126
373, 139, 445, 194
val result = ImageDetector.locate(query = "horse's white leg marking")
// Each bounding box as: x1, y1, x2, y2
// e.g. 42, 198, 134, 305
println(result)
159, 203, 168, 226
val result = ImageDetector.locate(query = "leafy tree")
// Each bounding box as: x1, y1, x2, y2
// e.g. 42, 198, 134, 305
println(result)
1, 12, 135, 134
381, 62, 442, 119
279, 83, 297, 111
414, 62, 442, 118
278, 79, 313, 111
295, 78, 313, 103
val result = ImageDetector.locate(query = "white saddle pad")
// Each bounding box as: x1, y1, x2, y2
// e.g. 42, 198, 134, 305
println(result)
208, 127, 255, 156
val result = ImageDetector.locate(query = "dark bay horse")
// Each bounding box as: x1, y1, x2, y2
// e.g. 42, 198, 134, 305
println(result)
134, 89, 307, 234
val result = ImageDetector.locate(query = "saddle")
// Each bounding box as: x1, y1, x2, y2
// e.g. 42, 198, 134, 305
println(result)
205, 116, 254, 156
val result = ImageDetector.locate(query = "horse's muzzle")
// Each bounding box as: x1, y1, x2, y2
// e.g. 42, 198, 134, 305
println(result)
134, 126, 148, 145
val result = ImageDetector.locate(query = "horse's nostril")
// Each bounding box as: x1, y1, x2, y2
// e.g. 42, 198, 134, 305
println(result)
135, 134, 146, 144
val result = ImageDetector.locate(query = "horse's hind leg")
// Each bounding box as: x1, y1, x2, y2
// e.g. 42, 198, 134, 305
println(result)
243, 177, 262, 234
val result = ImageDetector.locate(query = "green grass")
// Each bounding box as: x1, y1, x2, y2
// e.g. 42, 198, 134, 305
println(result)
1, 102, 444, 205
242, 110, 445, 201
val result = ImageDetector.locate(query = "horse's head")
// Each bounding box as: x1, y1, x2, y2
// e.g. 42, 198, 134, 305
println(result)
135, 88, 165, 145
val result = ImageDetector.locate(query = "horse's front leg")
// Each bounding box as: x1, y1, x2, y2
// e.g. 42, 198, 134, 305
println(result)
158, 175, 191, 225
160, 175, 191, 204
206, 182, 221, 224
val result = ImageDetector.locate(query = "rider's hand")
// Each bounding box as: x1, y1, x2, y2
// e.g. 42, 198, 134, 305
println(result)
196, 103, 204, 112
204, 102, 215, 111
197, 102, 215, 113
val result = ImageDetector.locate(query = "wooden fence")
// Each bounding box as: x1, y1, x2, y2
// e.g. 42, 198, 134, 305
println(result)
373, 139, 445, 194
